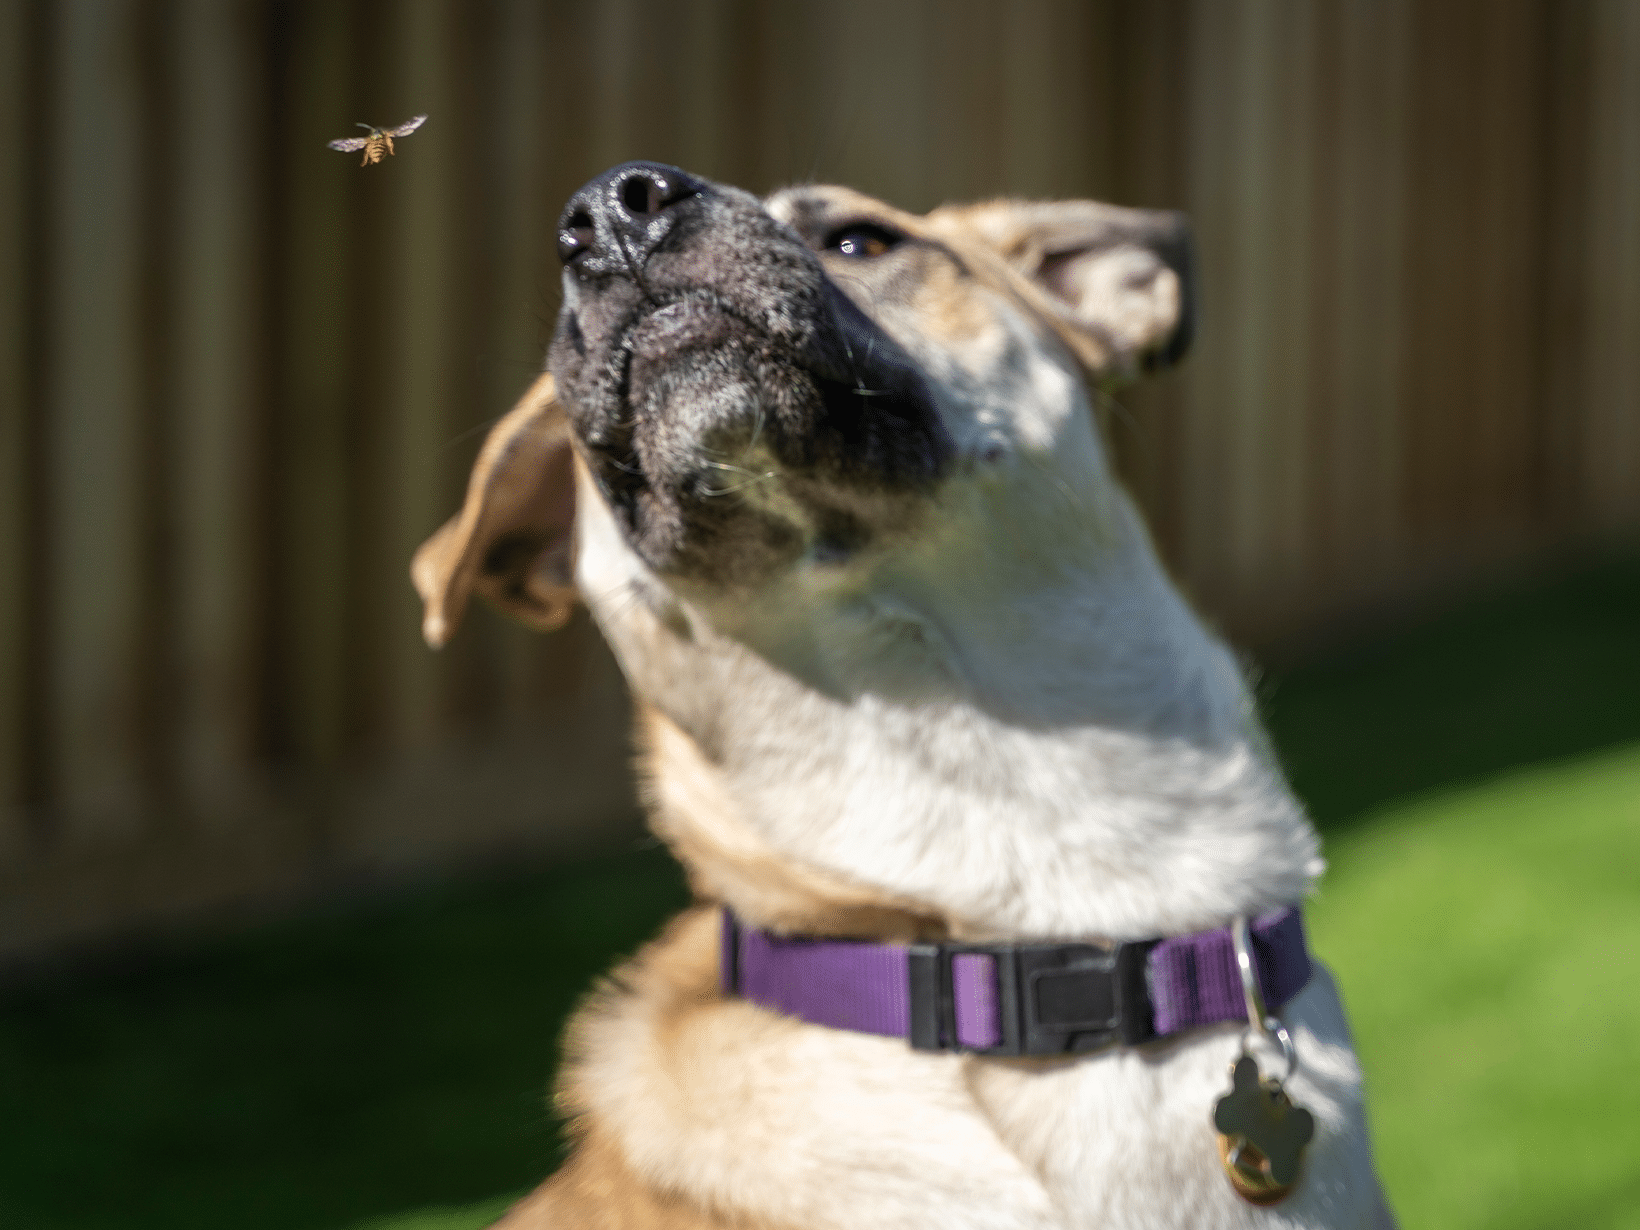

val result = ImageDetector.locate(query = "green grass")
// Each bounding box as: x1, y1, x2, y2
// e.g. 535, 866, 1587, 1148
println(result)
1308, 744, 1640, 1229
0, 848, 690, 1230
2, 553, 1636, 1230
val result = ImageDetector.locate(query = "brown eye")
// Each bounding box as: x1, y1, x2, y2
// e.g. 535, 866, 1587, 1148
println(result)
825, 224, 901, 259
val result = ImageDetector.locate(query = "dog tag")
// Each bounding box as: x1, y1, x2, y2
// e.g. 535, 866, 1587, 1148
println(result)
1213, 1053, 1314, 1205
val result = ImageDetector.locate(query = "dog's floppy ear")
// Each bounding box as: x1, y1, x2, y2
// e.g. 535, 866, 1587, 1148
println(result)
945, 200, 1195, 378
411, 371, 579, 648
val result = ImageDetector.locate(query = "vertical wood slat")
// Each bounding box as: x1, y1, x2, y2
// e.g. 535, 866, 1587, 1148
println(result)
671, 0, 739, 182
380, 0, 458, 752
0, 0, 32, 853
1580, 0, 1640, 529
272, 3, 353, 776
999, 0, 1112, 203
1540, 0, 1595, 535
47, 0, 152, 844
170, 0, 266, 821
588, 0, 641, 175
1306, 0, 1410, 598
1102, 0, 1193, 566
1401, 0, 1552, 546
928, 0, 1004, 203
1180, 0, 1321, 628
467, 0, 549, 730
1464, 0, 1552, 534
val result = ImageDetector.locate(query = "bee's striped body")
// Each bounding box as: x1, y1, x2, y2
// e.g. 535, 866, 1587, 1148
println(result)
328, 114, 426, 166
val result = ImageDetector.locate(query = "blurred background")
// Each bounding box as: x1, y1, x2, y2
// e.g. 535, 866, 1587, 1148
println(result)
2, 1, 1637, 1228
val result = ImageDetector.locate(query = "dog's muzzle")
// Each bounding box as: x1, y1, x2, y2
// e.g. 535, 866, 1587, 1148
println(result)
546, 162, 952, 580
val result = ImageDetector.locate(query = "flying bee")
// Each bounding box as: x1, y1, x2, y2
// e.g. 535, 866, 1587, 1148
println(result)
327, 114, 427, 166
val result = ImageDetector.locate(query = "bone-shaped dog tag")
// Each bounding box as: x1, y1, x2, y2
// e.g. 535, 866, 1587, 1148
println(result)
1213, 1054, 1314, 1205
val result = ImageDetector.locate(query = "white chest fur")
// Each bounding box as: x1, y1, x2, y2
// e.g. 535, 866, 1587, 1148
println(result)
577, 460, 1320, 943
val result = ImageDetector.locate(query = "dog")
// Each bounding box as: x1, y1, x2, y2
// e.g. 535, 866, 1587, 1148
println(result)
411, 162, 1398, 1229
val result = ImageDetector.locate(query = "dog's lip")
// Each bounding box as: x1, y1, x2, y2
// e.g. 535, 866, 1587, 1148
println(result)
625, 292, 753, 360
598, 290, 760, 431
577, 279, 947, 491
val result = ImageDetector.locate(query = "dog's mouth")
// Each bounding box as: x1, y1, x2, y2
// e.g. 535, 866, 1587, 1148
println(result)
576, 291, 757, 511
568, 279, 951, 579
628, 293, 749, 357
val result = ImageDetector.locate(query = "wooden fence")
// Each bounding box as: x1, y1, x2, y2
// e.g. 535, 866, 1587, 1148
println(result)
4, 0, 1637, 957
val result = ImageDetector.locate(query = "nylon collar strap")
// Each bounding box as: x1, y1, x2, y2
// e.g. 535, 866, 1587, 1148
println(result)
720, 907, 1311, 1056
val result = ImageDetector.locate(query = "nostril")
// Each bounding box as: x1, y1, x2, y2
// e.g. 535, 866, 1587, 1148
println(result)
620, 174, 661, 216
557, 208, 595, 263
616, 169, 701, 218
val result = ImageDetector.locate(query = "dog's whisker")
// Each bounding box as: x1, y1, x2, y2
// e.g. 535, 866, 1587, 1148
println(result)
700, 466, 777, 497
700, 457, 763, 473
741, 406, 767, 461
441, 413, 508, 450
1094, 386, 1156, 481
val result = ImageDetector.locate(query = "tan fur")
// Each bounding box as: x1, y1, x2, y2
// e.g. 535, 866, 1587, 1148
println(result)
411, 371, 579, 647
928, 199, 1189, 377
493, 1123, 773, 1230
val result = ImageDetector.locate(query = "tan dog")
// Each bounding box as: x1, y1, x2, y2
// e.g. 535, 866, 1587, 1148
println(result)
413, 163, 1396, 1229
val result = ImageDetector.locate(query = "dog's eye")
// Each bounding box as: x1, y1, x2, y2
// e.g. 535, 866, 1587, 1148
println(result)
824, 224, 901, 259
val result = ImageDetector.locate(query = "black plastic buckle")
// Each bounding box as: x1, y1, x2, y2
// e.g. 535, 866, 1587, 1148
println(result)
908, 938, 1159, 1056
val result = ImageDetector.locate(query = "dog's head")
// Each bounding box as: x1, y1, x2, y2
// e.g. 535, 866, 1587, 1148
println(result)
414, 161, 1192, 649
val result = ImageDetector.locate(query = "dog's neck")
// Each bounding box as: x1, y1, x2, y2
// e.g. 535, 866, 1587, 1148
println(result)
579, 462, 1320, 945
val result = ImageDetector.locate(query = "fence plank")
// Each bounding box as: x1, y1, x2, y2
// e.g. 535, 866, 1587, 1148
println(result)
271, 2, 354, 776
1102, 0, 1192, 567
671, 0, 740, 181
1581, 0, 1640, 530
1180, 0, 1320, 627
169, 0, 267, 822
1401, 0, 1552, 547
373, 0, 459, 752
0, 0, 32, 852
46, 0, 153, 845
1305, 0, 1411, 600
478, 0, 562, 728
1000, 0, 1114, 202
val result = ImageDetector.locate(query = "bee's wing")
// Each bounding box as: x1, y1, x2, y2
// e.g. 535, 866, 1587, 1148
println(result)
385, 114, 428, 138
328, 136, 370, 151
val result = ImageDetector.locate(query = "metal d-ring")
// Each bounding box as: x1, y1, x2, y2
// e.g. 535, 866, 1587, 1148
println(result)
1232, 914, 1299, 1085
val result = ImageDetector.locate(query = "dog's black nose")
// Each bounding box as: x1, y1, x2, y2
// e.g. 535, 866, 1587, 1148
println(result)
557, 162, 706, 267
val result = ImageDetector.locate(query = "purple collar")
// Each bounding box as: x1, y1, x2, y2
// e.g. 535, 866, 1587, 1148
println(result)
721, 907, 1311, 1057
